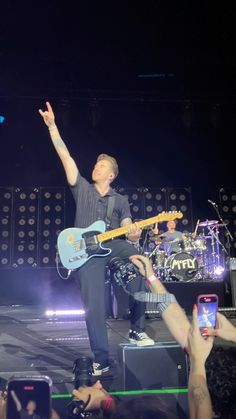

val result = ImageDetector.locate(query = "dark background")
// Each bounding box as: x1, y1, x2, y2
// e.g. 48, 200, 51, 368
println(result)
0, 1, 235, 305
0, 2, 235, 212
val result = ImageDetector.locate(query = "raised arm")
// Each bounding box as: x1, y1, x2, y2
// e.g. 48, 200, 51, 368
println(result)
39, 101, 78, 185
187, 306, 213, 419
129, 254, 191, 348
10, 390, 22, 412
207, 311, 236, 343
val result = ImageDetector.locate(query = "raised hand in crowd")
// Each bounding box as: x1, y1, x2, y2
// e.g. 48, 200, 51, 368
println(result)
0, 390, 60, 419
130, 254, 191, 349
72, 380, 115, 413
188, 305, 214, 419
0, 391, 6, 419
207, 311, 236, 343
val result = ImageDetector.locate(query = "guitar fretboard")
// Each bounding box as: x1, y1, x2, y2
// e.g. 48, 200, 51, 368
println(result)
97, 212, 182, 243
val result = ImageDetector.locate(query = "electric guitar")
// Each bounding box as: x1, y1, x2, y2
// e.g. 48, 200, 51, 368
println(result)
57, 211, 183, 270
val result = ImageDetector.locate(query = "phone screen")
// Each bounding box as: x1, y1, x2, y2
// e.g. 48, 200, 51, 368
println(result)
197, 294, 218, 329
7, 377, 51, 419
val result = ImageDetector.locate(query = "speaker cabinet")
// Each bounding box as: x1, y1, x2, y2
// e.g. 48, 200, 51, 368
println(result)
164, 281, 226, 314
230, 270, 236, 306
119, 341, 188, 391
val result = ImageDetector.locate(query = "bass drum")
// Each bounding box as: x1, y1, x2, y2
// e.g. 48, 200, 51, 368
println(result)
165, 251, 198, 281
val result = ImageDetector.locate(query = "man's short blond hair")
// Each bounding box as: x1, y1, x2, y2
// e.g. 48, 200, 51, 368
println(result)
97, 153, 119, 179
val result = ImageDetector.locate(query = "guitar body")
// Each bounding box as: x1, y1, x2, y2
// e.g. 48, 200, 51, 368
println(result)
57, 211, 183, 270
57, 220, 111, 270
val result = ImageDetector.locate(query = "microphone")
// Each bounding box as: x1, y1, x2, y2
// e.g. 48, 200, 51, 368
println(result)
208, 199, 217, 207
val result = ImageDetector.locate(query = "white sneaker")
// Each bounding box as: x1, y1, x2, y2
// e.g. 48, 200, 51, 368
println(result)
129, 330, 155, 346
92, 362, 110, 376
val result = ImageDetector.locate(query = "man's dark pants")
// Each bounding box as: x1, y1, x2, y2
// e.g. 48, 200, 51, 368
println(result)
76, 239, 146, 366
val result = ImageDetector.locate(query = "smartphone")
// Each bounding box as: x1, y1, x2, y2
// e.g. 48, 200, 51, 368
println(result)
197, 294, 218, 335
6, 375, 52, 419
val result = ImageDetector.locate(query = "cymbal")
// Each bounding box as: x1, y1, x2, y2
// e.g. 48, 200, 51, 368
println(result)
150, 235, 175, 243
150, 235, 162, 242
199, 220, 219, 227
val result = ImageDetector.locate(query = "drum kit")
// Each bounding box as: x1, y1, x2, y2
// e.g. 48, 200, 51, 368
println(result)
145, 219, 227, 282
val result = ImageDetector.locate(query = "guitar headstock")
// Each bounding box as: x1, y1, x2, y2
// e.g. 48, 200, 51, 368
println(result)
156, 211, 183, 222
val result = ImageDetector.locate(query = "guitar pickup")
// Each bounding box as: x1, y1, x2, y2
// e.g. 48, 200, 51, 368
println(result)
83, 235, 98, 247
69, 254, 87, 262
72, 239, 86, 251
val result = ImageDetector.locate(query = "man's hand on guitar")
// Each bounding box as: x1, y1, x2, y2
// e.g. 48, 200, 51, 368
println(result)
39, 101, 56, 129
129, 254, 154, 278
126, 222, 142, 242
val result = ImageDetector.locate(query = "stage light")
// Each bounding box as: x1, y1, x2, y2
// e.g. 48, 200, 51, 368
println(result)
39, 187, 65, 267
144, 188, 167, 219
115, 187, 145, 220
12, 187, 39, 267
45, 309, 85, 316
214, 266, 225, 276
0, 187, 13, 267
219, 187, 236, 256
0, 115, 5, 124
167, 187, 193, 232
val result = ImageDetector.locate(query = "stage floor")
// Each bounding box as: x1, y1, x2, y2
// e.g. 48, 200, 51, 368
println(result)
0, 305, 235, 417
0, 305, 176, 388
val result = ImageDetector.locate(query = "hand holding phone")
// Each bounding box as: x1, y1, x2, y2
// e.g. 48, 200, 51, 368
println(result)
197, 294, 218, 336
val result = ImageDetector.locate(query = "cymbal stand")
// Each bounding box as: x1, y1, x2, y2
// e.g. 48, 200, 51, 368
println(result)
208, 200, 233, 272
207, 225, 227, 278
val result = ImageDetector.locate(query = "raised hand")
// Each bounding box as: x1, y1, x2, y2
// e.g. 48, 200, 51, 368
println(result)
129, 254, 154, 278
127, 222, 142, 242
39, 101, 56, 128
72, 380, 110, 411
207, 312, 236, 343
188, 305, 214, 365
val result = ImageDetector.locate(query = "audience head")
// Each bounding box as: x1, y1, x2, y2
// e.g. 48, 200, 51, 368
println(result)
206, 346, 236, 419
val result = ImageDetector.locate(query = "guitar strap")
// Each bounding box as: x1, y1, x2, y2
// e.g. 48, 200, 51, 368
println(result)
105, 195, 116, 230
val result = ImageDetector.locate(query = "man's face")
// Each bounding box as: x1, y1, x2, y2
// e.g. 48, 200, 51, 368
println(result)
167, 220, 176, 231
27, 400, 36, 412
92, 159, 114, 183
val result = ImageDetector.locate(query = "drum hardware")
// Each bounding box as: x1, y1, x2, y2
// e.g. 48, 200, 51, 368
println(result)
145, 214, 229, 282
148, 245, 167, 279
195, 219, 227, 280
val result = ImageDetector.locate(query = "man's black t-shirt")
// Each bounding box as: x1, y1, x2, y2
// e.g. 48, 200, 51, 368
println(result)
70, 175, 131, 229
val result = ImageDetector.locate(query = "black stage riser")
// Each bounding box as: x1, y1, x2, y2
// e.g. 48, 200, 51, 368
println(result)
109, 280, 227, 317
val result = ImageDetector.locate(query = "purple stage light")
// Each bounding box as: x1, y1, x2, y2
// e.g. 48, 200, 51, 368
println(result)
45, 309, 85, 316
214, 266, 225, 276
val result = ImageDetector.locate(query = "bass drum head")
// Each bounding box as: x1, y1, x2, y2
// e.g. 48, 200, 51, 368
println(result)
165, 251, 198, 281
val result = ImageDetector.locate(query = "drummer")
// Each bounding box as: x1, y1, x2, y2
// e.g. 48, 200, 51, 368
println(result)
153, 220, 187, 255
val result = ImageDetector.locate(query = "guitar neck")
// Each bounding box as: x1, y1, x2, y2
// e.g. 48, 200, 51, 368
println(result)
97, 215, 171, 243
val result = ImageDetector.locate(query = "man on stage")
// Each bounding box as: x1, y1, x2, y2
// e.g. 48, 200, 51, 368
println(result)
39, 102, 154, 376
159, 220, 186, 255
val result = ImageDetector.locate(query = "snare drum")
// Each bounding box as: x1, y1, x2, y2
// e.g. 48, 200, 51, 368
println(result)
165, 251, 198, 281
